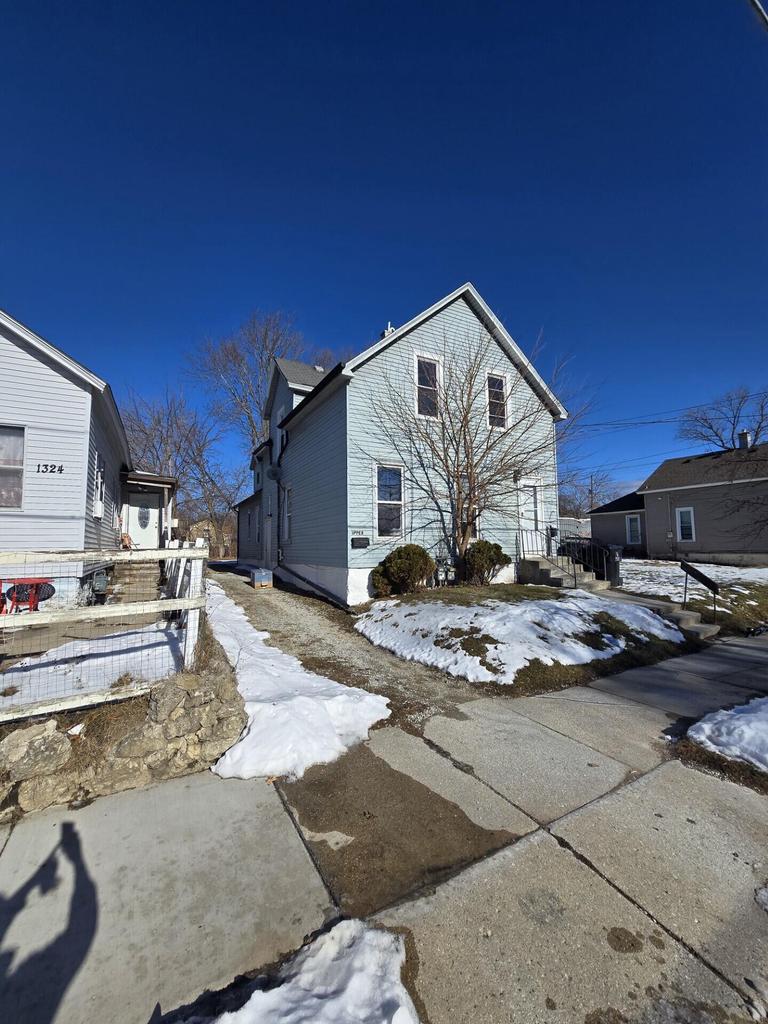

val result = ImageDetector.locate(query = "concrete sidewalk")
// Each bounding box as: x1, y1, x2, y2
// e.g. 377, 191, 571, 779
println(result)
1, 634, 766, 1024
0, 773, 332, 1024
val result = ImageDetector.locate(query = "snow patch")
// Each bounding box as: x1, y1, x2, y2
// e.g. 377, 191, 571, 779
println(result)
620, 559, 768, 605
0, 622, 183, 710
206, 582, 390, 780
688, 696, 768, 773
354, 590, 683, 684
209, 920, 418, 1023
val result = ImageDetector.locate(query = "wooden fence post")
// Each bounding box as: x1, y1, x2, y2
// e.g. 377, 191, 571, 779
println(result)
183, 538, 206, 669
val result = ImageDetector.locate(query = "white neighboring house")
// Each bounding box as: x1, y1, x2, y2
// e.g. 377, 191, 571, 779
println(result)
236, 283, 566, 605
0, 309, 176, 599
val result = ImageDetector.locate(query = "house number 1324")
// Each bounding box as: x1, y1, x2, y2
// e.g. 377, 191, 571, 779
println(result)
36, 464, 64, 474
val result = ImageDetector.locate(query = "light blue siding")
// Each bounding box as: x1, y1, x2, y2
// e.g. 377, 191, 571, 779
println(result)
345, 296, 559, 571
280, 385, 347, 566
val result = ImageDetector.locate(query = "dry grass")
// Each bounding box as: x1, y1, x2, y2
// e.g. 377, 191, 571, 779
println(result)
352, 581, 565, 611
674, 737, 768, 796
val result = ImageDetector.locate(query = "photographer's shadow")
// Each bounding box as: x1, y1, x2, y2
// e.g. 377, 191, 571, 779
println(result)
0, 821, 97, 1024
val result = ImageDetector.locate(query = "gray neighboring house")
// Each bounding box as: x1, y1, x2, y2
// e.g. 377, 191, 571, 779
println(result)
589, 492, 646, 555
0, 309, 176, 579
235, 283, 566, 604
636, 435, 768, 566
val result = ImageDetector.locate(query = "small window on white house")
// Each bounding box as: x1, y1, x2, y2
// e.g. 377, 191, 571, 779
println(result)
0, 425, 24, 509
377, 466, 403, 536
92, 453, 105, 519
487, 374, 507, 428
625, 514, 642, 545
676, 507, 695, 542
416, 358, 439, 418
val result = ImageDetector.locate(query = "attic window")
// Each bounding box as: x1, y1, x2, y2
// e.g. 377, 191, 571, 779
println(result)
416, 358, 439, 418
487, 374, 507, 428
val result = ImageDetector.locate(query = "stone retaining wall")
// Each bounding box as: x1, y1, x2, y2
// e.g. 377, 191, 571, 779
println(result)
0, 625, 246, 820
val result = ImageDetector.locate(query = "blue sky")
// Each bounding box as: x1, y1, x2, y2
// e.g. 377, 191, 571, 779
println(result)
2, 1, 766, 487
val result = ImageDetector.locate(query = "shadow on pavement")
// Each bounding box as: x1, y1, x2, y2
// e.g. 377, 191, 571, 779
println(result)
0, 822, 97, 1024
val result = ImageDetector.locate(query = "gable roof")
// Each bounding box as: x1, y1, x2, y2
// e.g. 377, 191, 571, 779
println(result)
279, 283, 567, 430
275, 357, 329, 390
589, 491, 644, 515
0, 307, 132, 467
638, 442, 768, 493
345, 283, 567, 420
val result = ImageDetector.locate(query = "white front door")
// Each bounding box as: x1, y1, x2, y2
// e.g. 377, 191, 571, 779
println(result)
127, 492, 161, 548
518, 484, 543, 553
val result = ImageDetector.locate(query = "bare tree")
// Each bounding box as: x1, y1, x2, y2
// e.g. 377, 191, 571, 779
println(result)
123, 391, 245, 555
357, 332, 565, 571
678, 387, 768, 450
558, 470, 619, 518
190, 311, 305, 451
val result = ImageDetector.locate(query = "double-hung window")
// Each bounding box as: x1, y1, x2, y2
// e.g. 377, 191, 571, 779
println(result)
487, 374, 507, 428
0, 425, 24, 509
282, 487, 292, 542
416, 358, 438, 418
676, 507, 695, 543
92, 453, 105, 519
377, 465, 403, 536
625, 514, 642, 545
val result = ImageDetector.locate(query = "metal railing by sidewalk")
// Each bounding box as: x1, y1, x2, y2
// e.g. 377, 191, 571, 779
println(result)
0, 542, 208, 722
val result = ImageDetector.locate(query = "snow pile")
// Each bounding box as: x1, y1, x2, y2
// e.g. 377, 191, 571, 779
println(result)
620, 560, 768, 605
354, 591, 683, 684
688, 696, 768, 773
206, 582, 390, 780
211, 920, 418, 1024
0, 622, 183, 710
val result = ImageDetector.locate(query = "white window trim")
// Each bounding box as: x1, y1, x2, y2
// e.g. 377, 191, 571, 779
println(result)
625, 513, 642, 545
675, 506, 696, 543
486, 371, 510, 430
92, 452, 105, 520
414, 352, 442, 420
0, 422, 25, 512
282, 485, 292, 543
375, 462, 405, 540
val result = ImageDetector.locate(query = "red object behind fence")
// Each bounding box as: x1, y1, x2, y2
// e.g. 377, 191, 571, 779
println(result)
0, 578, 55, 614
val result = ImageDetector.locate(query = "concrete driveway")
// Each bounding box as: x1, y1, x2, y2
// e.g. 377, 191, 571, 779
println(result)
1, 574, 766, 1024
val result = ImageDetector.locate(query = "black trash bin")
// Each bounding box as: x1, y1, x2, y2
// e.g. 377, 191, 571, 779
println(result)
606, 545, 623, 587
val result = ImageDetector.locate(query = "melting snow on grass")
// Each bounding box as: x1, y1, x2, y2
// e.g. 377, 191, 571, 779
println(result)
206, 582, 390, 780
688, 696, 768, 773
210, 920, 418, 1024
620, 559, 768, 606
0, 622, 183, 712
354, 590, 683, 684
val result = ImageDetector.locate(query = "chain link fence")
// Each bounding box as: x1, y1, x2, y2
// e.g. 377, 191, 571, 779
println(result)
0, 542, 207, 722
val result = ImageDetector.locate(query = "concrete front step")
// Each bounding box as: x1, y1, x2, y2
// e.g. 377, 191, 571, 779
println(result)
605, 589, 721, 640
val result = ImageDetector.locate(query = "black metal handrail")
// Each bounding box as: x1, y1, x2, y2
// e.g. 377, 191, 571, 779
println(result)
518, 528, 578, 586
558, 533, 610, 581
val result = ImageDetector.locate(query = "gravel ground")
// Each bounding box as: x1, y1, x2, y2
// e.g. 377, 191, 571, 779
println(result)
208, 569, 480, 730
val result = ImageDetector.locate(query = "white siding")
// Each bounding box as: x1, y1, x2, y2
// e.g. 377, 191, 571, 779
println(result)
0, 327, 90, 549
83, 396, 125, 551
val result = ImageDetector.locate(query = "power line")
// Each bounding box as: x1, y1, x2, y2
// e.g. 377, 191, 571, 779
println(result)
576, 389, 768, 432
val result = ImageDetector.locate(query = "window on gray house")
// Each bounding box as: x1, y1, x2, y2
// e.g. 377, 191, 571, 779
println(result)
487, 374, 507, 428
625, 514, 641, 545
0, 425, 24, 508
676, 507, 695, 542
417, 358, 438, 417
377, 466, 402, 536
92, 453, 105, 519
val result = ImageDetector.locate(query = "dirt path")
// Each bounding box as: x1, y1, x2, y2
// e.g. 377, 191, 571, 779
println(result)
209, 569, 479, 730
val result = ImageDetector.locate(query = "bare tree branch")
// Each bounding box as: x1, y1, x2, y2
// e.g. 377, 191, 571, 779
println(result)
677, 387, 768, 450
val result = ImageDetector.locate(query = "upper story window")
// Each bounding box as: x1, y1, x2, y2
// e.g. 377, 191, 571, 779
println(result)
416, 358, 439, 418
487, 374, 507, 428
377, 465, 403, 536
676, 507, 695, 543
0, 425, 24, 509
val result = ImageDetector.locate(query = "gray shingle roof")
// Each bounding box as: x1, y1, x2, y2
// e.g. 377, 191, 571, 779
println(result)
638, 442, 768, 492
589, 492, 644, 515
275, 357, 329, 389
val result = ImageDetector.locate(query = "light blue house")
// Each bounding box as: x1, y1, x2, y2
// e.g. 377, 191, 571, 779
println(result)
236, 283, 566, 605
